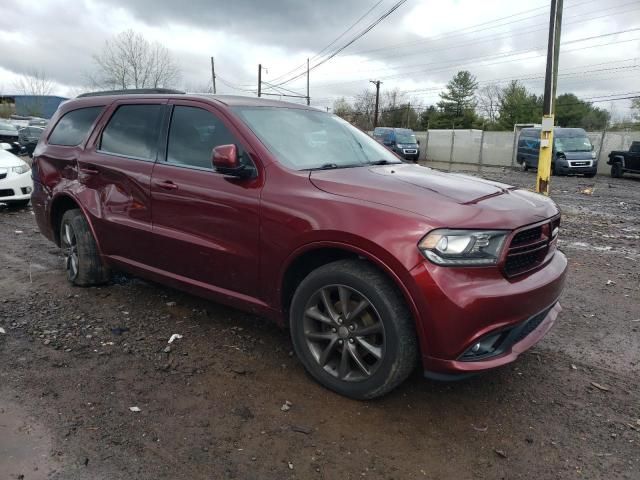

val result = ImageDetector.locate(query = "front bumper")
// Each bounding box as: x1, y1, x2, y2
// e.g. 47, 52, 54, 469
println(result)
0, 171, 33, 202
556, 159, 597, 175
409, 250, 567, 376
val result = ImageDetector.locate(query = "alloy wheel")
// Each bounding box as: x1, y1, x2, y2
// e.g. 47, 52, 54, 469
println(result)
302, 284, 386, 382
61, 223, 79, 281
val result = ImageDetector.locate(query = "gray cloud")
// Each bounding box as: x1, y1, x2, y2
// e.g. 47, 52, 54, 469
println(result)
0, 0, 637, 117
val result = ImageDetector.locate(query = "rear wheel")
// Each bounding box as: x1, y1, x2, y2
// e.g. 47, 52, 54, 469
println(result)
290, 259, 418, 399
60, 209, 110, 286
611, 163, 623, 178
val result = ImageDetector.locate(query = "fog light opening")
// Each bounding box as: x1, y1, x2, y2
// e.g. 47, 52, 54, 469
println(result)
461, 333, 504, 360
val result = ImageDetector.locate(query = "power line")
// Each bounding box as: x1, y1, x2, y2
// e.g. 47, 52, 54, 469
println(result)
342, 1, 640, 69
308, 33, 640, 89
268, 0, 386, 84
273, 0, 409, 87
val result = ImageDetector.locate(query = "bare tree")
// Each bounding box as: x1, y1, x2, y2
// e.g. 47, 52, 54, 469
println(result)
14, 70, 54, 97
13, 70, 55, 116
476, 83, 502, 123
332, 97, 353, 120
92, 30, 180, 90
352, 89, 377, 130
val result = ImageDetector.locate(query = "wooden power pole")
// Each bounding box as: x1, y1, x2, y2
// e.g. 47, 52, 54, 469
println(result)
536, 0, 563, 195
257, 64, 262, 98
370, 80, 381, 129
210, 57, 216, 94
306, 58, 310, 106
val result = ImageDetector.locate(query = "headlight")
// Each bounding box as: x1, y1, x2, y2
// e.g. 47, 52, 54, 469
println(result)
10, 163, 30, 175
418, 229, 508, 266
591, 151, 596, 159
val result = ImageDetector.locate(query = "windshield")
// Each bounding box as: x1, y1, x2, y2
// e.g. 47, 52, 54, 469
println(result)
0, 122, 17, 131
234, 107, 402, 170
555, 136, 592, 152
396, 132, 417, 144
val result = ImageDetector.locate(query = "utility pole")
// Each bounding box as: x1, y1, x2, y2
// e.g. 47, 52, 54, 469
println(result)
406, 102, 411, 128
257, 64, 262, 97
210, 57, 216, 94
370, 80, 381, 129
306, 58, 310, 106
536, 0, 563, 195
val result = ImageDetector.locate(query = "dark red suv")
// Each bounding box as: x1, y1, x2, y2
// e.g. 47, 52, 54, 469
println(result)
32, 90, 567, 399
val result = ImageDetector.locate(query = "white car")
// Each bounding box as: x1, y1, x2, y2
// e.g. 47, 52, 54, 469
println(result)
0, 144, 33, 207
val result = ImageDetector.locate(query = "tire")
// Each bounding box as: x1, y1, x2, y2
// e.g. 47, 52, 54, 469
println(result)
552, 162, 559, 176
290, 259, 418, 399
520, 161, 529, 172
60, 209, 110, 286
611, 163, 623, 178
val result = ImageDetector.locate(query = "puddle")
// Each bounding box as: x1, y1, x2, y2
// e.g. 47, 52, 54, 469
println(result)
0, 395, 56, 480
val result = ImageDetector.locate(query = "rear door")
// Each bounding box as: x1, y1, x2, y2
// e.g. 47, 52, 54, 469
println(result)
150, 100, 263, 297
83, 100, 166, 265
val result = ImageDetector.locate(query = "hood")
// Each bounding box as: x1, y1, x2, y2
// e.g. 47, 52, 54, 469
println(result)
0, 129, 19, 137
309, 164, 558, 229
0, 149, 26, 168
560, 151, 593, 160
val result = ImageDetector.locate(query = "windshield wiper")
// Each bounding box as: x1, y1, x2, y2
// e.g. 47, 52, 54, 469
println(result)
369, 159, 401, 165
318, 163, 340, 169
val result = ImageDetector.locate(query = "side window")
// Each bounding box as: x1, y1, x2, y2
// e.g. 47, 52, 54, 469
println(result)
100, 104, 163, 160
166, 106, 250, 170
48, 106, 103, 146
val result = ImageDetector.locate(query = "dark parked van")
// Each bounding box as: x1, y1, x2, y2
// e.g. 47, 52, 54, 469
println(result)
372, 127, 420, 162
517, 127, 596, 177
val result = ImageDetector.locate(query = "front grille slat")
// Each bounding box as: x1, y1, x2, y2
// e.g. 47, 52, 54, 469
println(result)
504, 219, 558, 277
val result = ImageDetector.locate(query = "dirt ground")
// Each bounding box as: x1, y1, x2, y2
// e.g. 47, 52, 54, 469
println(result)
0, 169, 638, 480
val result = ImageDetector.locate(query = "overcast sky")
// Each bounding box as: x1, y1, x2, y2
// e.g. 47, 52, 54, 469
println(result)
1, 0, 638, 118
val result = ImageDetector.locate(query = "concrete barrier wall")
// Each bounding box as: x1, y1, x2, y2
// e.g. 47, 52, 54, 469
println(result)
416, 129, 640, 175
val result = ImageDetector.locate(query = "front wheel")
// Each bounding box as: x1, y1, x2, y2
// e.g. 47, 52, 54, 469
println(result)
611, 163, 623, 178
60, 209, 110, 286
290, 259, 418, 399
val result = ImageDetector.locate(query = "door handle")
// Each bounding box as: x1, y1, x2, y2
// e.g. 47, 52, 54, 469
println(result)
155, 180, 178, 190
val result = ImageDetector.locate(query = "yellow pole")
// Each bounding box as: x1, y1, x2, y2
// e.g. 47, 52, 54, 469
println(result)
537, 115, 554, 195
536, 0, 563, 195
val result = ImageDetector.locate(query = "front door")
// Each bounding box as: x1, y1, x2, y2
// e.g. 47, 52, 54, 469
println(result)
150, 101, 262, 298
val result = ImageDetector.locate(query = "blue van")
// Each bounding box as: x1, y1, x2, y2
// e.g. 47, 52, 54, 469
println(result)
372, 127, 420, 162
517, 127, 597, 177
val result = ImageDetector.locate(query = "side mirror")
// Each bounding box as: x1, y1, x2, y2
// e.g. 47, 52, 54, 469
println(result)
417, 139, 421, 145
211, 144, 250, 178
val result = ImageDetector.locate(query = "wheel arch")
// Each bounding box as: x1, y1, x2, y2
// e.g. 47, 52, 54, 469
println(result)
279, 242, 422, 337
49, 193, 102, 254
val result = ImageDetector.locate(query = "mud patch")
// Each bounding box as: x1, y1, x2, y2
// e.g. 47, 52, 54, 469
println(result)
0, 394, 56, 480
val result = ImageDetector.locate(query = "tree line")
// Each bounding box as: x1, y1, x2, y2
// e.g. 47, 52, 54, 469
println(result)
333, 70, 616, 132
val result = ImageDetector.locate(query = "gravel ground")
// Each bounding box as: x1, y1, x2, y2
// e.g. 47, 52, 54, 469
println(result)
0, 169, 638, 480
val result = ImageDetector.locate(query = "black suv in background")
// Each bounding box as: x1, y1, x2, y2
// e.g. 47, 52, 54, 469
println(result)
372, 127, 420, 162
608, 141, 640, 178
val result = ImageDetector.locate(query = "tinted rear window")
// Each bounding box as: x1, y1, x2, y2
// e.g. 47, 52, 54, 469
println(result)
100, 104, 163, 160
48, 107, 103, 146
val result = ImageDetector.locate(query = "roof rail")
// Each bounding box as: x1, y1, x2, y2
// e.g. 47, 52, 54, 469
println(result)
77, 88, 185, 98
